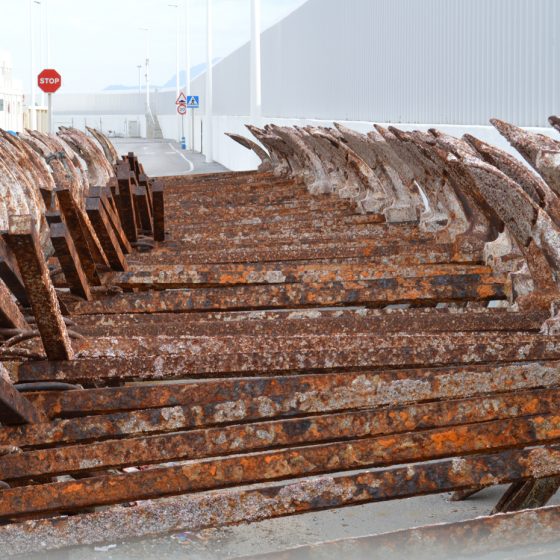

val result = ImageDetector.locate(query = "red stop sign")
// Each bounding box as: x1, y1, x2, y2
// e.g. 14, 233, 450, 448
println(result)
37, 69, 62, 93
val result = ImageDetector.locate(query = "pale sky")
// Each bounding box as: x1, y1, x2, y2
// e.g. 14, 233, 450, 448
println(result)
1, 0, 308, 93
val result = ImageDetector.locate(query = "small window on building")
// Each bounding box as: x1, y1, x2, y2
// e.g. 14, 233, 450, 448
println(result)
0, 99, 4, 111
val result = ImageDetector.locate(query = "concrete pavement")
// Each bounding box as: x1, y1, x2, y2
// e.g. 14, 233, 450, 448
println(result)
111, 139, 228, 177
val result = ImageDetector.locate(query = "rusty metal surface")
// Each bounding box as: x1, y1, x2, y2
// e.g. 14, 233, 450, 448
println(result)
71, 306, 546, 338
21, 329, 560, 383
0, 275, 28, 329
57, 127, 114, 187
1, 438, 560, 520
85, 197, 128, 271
85, 126, 119, 166
49, 221, 92, 300
2, 117, 560, 552
0, 368, 44, 425
4, 388, 560, 480
3, 480, 560, 558
62, 274, 505, 316
105, 262, 495, 288
20, 360, 560, 419
6, 382, 557, 450
3, 215, 74, 361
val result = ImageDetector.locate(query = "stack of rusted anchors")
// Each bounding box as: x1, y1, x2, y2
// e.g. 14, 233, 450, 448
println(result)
2, 118, 560, 558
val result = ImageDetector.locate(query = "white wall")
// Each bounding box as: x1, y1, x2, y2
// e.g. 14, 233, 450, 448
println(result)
258, 0, 559, 126
52, 114, 147, 138
0, 50, 24, 132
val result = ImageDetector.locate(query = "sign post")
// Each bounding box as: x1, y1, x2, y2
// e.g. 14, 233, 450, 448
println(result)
176, 92, 187, 149
187, 95, 199, 152
37, 69, 62, 133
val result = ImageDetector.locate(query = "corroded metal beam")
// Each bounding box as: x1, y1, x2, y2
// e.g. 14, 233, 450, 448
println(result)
0, 436, 559, 519
152, 180, 165, 242
0, 368, 44, 425
105, 262, 496, 289
62, 274, 505, 316
73, 307, 546, 338
55, 187, 107, 284
115, 164, 138, 242
128, 240, 479, 266
50, 221, 92, 300
85, 197, 127, 272
2, 388, 560, 479
21, 361, 560, 419
0, 276, 28, 330
2, 215, 74, 361
18, 334, 560, 383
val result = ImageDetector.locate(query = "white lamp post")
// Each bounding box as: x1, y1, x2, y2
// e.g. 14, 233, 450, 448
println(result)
29, 0, 36, 129
250, 0, 262, 119
169, 3, 181, 141
139, 27, 151, 118
205, 0, 213, 163
185, 0, 192, 148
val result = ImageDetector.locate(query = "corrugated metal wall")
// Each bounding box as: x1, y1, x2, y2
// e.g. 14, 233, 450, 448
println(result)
191, 44, 250, 116
54, 0, 559, 127
54, 91, 145, 115
259, 0, 559, 125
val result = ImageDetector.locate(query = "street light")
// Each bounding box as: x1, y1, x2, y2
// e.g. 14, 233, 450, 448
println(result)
168, 4, 180, 99
205, 0, 213, 162
250, 0, 262, 119
169, 3, 181, 142
185, 0, 192, 148
29, 0, 36, 129
185, 0, 191, 98
45, 0, 50, 70
139, 27, 151, 119
34, 0, 44, 106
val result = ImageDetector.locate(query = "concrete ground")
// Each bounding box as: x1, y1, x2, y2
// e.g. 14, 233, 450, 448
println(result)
111, 138, 228, 177
33, 488, 560, 560
29, 139, 558, 559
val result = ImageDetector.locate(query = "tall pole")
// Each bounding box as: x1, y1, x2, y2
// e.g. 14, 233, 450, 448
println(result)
47, 94, 52, 133
205, 0, 213, 163
250, 0, 262, 119
44, 0, 51, 130
185, 0, 192, 148
145, 30, 150, 116
29, 0, 36, 130
35, 0, 45, 106
136, 64, 142, 137
169, 3, 180, 141
45, 0, 50, 68
175, 7, 180, 100
140, 27, 152, 131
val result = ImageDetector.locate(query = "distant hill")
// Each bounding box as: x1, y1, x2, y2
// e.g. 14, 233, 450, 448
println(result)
103, 60, 221, 92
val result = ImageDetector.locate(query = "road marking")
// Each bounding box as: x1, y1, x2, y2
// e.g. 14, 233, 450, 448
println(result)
167, 143, 194, 172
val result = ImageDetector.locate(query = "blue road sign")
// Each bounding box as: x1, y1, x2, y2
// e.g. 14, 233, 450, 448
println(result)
187, 95, 200, 109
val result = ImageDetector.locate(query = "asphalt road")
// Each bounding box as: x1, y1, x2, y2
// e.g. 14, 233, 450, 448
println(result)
111, 138, 228, 177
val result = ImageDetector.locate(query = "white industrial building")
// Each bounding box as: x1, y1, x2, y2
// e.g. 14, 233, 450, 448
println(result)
53, 0, 560, 170
0, 51, 24, 133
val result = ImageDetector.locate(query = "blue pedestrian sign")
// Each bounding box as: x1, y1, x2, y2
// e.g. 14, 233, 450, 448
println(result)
187, 95, 199, 109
